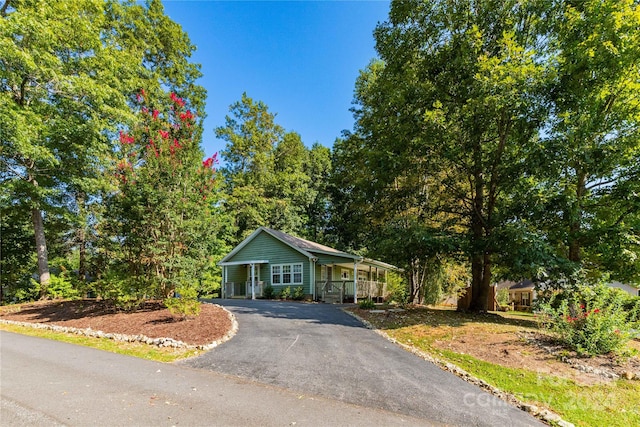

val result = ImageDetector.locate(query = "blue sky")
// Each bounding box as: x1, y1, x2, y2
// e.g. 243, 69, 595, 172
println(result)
162, 1, 390, 158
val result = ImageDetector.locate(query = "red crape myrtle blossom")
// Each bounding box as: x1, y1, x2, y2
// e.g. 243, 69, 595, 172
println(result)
114, 89, 219, 204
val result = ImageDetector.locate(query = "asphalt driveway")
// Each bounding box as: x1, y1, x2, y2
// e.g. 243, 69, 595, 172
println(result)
185, 300, 542, 426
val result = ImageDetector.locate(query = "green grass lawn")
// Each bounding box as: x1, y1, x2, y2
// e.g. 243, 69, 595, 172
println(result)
0, 323, 201, 362
356, 307, 640, 427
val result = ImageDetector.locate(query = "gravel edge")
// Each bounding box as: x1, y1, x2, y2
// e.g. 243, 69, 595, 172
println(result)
0, 302, 239, 351
344, 309, 575, 427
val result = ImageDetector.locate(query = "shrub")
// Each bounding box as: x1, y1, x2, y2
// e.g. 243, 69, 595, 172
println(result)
496, 288, 510, 307
164, 285, 201, 319
293, 286, 304, 300
263, 284, 275, 299
280, 286, 291, 300
538, 283, 636, 356
624, 296, 640, 323
358, 299, 376, 310
94, 272, 146, 311
385, 271, 408, 306
45, 274, 79, 300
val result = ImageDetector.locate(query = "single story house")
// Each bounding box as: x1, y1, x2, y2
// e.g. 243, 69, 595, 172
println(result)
218, 227, 398, 303
508, 279, 535, 311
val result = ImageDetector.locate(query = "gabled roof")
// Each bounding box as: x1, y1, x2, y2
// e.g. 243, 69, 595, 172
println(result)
510, 279, 535, 290
219, 227, 398, 270
262, 228, 359, 260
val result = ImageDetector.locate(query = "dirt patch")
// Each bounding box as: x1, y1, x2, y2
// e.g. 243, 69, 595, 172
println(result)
351, 306, 640, 386
0, 299, 232, 346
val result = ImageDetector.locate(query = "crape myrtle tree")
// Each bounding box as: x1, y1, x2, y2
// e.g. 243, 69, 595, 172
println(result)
342, 0, 549, 310
0, 0, 205, 298
102, 91, 223, 308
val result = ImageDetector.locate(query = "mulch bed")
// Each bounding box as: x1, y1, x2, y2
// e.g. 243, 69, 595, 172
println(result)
0, 299, 232, 346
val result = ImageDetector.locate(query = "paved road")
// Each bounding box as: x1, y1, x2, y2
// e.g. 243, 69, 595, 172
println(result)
185, 300, 542, 426
0, 331, 433, 426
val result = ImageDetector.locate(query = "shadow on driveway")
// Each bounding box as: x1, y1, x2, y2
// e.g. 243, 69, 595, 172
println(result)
185, 299, 542, 427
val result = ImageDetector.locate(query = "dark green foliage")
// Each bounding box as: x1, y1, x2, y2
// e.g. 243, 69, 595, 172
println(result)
358, 299, 376, 310
279, 286, 291, 300
537, 283, 638, 356
292, 286, 304, 301
217, 94, 332, 246
1, 0, 209, 298
164, 286, 201, 319
262, 284, 275, 299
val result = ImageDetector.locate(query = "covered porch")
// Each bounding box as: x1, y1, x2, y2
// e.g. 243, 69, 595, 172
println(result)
220, 259, 268, 299
314, 258, 395, 303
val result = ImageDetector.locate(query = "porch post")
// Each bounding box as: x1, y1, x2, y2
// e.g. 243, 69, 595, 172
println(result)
310, 259, 316, 300
353, 260, 358, 304
251, 263, 256, 300
222, 265, 227, 298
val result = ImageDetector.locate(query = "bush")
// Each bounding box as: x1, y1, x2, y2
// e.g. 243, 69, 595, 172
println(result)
293, 286, 304, 301
385, 271, 408, 306
280, 286, 291, 300
45, 274, 79, 300
537, 283, 636, 356
496, 288, 510, 307
624, 296, 640, 323
358, 299, 376, 310
263, 284, 275, 299
164, 285, 201, 319
94, 272, 146, 311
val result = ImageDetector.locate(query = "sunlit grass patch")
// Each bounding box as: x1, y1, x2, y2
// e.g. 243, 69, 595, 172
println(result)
0, 323, 201, 362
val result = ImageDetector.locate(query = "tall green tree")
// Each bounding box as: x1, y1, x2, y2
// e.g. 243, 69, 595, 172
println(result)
270, 131, 311, 233
346, 0, 549, 310
0, 0, 205, 295
304, 142, 332, 243
217, 93, 282, 242
217, 94, 321, 243
536, 0, 640, 284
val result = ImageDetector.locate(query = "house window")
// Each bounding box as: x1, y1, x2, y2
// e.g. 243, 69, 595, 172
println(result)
283, 265, 291, 283
272, 265, 281, 284
522, 293, 530, 306
293, 264, 302, 283
341, 269, 350, 280
271, 263, 303, 285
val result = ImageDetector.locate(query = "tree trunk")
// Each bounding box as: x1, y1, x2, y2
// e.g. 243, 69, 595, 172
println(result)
568, 171, 586, 263
76, 192, 87, 281
468, 153, 490, 312
32, 208, 50, 297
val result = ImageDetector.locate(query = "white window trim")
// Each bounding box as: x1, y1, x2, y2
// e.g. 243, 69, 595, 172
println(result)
271, 263, 303, 285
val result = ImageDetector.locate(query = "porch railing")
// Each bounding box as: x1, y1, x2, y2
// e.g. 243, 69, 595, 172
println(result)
315, 280, 386, 303
245, 281, 264, 298
224, 281, 264, 298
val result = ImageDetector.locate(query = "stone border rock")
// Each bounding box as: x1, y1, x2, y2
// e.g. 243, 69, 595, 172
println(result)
344, 309, 574, 427
0, 302, 238, 352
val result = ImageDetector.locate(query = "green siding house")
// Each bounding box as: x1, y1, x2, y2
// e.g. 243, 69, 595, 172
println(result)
219, 227, 398, 303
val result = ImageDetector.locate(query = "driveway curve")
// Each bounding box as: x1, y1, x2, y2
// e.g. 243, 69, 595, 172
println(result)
184, 300, 542, 426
